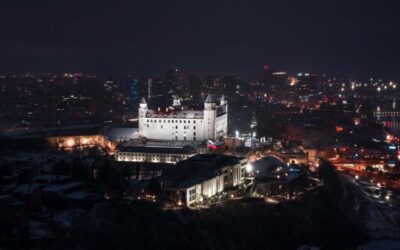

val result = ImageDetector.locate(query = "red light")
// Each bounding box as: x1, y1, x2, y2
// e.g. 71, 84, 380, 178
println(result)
336, 125, 344, 132
263, 64, 269, 70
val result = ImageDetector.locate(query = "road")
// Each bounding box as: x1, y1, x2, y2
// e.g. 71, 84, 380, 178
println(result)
340, 172, 400, 241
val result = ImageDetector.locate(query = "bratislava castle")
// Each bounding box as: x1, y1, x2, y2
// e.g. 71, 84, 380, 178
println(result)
138, 94, 228, 142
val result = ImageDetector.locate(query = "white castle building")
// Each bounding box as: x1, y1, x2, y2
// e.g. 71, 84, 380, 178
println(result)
138, 94, 228, 142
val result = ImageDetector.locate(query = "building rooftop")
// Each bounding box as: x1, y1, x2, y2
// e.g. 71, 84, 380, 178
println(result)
42, 182, 83, 193
119, 139, 205, 149
105, 127, 139, 141
117, 145, 196, 154
146, 108, 204, 119
180, 154, 246, 168
161, 154, 246, 188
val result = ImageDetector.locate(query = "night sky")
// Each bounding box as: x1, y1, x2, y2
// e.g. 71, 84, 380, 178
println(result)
1, 0, 399, 80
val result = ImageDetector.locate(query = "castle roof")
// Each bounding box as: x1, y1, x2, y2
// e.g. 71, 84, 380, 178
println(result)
205, 94, 214, 103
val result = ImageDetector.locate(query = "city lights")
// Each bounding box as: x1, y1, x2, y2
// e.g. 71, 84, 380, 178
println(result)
1, 2, 400, 248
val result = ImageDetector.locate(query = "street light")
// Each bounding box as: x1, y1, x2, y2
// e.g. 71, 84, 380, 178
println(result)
246, 164, 253, 173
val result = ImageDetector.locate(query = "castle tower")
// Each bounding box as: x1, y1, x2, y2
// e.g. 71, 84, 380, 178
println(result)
204, 94, 216, 140
138, 97, 148, 118
220, 95, 227, 106
172, 95, 181, 107
204, 94, 216, 110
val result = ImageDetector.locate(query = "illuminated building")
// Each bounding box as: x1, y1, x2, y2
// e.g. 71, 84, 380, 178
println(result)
271, 72, 288, 91
130, 79, 139, 103
296, 73, 318, 95
166, 68, 179, 94
138, 94, 228, 142
114, 140, 206, 164
162, 154, 248, 207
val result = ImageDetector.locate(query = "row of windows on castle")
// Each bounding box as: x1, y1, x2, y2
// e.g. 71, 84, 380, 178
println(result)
144, 119, 202, 124
117, 152, 190, 162
117, 152, 191, 158
146, 123, 199, 132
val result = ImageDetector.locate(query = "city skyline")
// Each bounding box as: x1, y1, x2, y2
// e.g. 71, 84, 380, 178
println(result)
2, 1, 400, 249
1, 0, 400, 79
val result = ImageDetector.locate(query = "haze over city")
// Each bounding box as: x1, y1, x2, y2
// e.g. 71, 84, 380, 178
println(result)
1, 1, 400, 250
1, 0, 400, 79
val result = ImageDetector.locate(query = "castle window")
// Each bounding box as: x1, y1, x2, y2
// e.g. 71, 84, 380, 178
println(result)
184, 120, 186, 123
161, 125, 163, 129
176, 125, 178, 129
193, 120, 196, 124
193, 137, 196, 141
193, 132, 196, 136
193, 126, 196, 129
188, 120, 190, 123
179, 120, 182, 123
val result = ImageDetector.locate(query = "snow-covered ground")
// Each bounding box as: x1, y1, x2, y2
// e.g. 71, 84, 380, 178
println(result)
340, 173, 400, 249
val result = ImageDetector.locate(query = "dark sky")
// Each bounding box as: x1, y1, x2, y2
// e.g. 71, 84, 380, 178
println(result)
1, 0, 399, 80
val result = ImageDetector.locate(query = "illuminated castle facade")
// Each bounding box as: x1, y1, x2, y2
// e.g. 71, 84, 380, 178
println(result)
138, 94, 227, 142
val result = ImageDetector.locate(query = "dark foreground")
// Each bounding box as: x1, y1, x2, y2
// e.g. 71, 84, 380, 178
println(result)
14, 161, 365, 250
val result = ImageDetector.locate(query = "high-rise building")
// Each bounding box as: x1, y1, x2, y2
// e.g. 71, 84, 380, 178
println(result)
296, 73, 318, 95
263, 66, 288, 95
104, 76, 118, 92
263, 65, 273, 92
166, 68, 179, 94
222, 75, 237, 100
271, 72, 288, 91
130, 79, 139, 103
203, 74, 220, 97
188, 75, 202, 101
151, 76, 164, 97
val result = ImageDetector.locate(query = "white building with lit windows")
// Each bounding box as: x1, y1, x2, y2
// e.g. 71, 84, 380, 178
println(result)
162, 154, 248, 207
114, 140, 207, 164
138, 94, 228, 142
